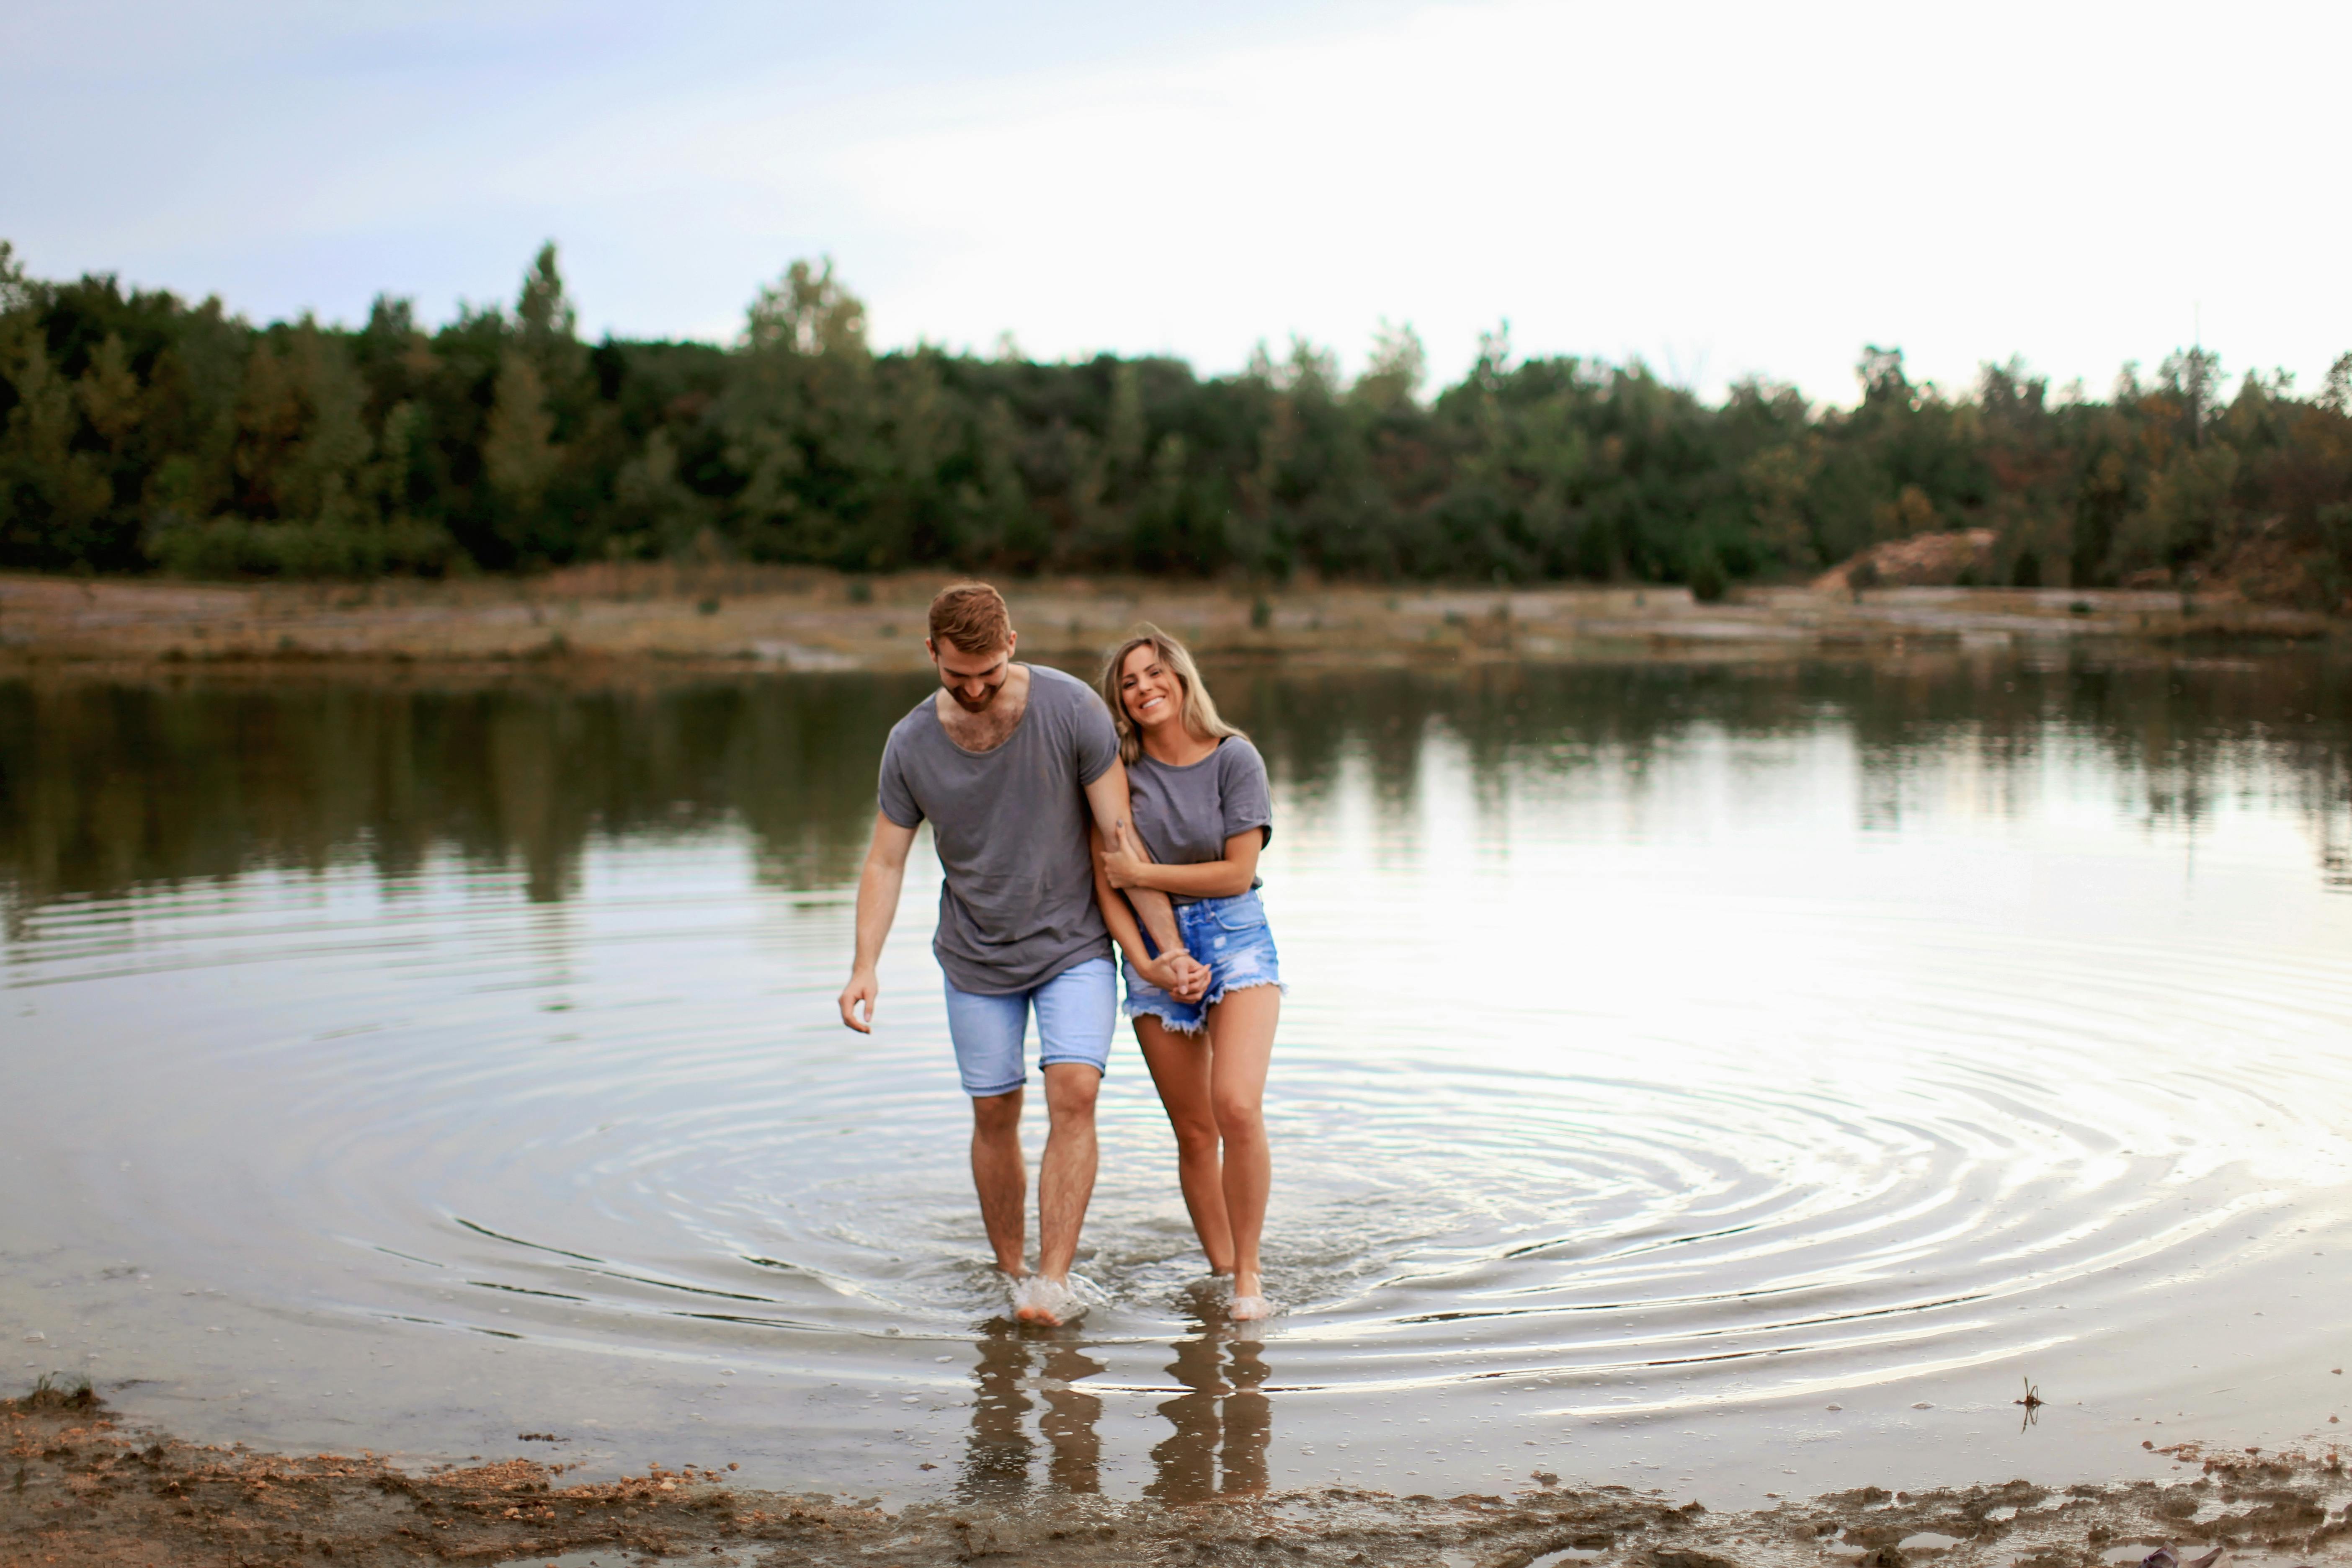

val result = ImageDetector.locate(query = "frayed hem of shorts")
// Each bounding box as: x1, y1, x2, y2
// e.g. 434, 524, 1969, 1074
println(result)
1202, 978, 1287, 1009
1127, 979, 1284, 1036
1124, 1003, 1207, 1036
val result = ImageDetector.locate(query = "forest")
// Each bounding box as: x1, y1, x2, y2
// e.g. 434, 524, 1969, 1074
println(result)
3, 240, 2349, 601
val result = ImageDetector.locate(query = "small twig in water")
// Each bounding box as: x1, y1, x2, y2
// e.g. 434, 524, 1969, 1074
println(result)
2014, 1377, 2044, 1409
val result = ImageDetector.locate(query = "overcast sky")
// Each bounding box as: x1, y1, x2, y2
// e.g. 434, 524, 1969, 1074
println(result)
4, 0, 2345, 404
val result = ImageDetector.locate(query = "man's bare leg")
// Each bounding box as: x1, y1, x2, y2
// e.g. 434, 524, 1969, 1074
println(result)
1026, 1063, 1101, 1323
970, 1087, 1028, 1279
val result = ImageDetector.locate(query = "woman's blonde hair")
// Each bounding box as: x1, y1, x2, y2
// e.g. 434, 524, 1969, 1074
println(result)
1097, 624, 1243, 764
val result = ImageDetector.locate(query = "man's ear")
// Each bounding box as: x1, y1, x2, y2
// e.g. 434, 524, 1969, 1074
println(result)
924, 637, 937, 662
1004, 629, 1018, 657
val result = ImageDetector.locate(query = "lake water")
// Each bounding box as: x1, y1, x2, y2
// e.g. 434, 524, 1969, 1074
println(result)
4, 648, 2349, 1509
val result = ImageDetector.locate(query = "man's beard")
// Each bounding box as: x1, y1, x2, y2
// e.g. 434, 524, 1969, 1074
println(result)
947, 680, 1002, 714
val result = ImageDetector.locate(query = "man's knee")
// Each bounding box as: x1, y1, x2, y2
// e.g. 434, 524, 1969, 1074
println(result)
971, 1087, 1024, 1136
1041, 1064, 1100, 1123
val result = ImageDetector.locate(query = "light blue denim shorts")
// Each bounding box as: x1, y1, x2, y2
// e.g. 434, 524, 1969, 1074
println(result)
943, 956, 1117, 1098
1121, 890, 1284, 1036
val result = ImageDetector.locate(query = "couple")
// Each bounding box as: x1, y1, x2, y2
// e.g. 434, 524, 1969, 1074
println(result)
837, 583, 1282, 1328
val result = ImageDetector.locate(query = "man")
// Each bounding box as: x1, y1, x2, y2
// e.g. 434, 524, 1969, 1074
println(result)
838, 582, 1204, 1326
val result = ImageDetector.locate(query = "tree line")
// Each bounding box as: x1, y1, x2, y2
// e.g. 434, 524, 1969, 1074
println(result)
3, 240, 2349, 601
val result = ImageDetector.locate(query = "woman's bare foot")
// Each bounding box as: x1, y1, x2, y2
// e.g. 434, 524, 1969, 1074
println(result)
1228, 1270, 1270, 1320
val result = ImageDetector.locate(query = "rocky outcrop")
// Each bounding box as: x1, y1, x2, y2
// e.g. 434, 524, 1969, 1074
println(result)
1816, 530, 1999, 593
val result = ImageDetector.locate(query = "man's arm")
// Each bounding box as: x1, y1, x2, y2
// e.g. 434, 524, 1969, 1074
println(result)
839, 810, 919, 1032
1082, 761, 1208, 1002
1089, 824, 1189, 990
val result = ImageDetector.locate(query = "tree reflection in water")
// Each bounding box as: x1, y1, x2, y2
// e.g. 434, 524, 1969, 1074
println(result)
8, 653, 2348, 932
954, 1310, 1271, 1503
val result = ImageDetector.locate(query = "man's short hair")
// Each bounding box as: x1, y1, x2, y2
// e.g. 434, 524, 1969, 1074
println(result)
928, 582, 1013, 655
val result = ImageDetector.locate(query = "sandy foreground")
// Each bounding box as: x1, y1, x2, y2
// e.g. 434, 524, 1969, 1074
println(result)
0, 565, 2333, 675
5, 1386, 2349, 1568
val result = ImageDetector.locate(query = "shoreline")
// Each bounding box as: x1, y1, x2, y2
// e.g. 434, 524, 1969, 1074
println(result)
0, 568, 2335, 679
7, 1387, 2347, 1568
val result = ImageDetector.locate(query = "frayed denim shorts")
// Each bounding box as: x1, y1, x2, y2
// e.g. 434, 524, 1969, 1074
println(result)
1122, 890, 1284, 1036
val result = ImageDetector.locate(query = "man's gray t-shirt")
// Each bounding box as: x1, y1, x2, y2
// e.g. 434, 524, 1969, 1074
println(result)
877, 665, 1119, 995
1126, 736, 1272, 905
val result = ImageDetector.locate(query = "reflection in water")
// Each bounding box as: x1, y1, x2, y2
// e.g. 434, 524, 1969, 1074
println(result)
959, 1322, 1106, 1502
1147, 1318, 1271, 1504
4, 650, 2348, 926
4, 649, 2352, 1505
957, 1313, 1271, 1505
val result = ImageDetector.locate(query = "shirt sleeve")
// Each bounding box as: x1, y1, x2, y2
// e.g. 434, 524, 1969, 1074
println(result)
877, 729, 924, 828
1072, 685, 1120, 788
1219, 738, 1273, 846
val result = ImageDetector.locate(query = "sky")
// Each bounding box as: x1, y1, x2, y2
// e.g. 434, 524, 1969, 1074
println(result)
4, 0, 2346, 405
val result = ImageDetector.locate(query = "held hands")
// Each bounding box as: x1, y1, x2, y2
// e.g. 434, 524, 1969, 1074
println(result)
1101, 822, 1208, 1002
1146, 951, 1212, 1004
838, 967, 878, 1033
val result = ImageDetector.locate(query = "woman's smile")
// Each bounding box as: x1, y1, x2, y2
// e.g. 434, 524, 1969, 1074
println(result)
1121, 652, 1180, 728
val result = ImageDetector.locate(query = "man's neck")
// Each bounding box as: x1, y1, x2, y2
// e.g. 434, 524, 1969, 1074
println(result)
934, 662, 1032, 752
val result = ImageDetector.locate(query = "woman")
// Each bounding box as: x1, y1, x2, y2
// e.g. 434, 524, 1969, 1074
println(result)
1090, 627, 1282, 1320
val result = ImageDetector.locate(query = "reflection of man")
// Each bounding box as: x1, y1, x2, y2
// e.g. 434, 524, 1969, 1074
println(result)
959, 1324, 1105, 1501
838, 583, 1204, 1325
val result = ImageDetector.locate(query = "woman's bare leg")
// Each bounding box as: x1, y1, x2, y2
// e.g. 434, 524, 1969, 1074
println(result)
1134, 1015, 1235, 1274
1204, 985, 1278, 1301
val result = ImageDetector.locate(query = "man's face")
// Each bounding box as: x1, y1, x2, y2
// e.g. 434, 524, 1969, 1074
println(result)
930, 632, 1016, 712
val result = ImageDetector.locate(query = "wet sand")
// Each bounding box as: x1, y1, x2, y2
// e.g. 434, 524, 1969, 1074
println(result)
0, 565, 2331, 674
8, 1386, 2348, 1568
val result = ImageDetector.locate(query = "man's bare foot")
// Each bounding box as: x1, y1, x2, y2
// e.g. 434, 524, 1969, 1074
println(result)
1012, 1273, 1085, 1326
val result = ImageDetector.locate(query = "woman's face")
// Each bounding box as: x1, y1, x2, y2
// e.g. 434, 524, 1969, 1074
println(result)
1118, 644, 1182, 732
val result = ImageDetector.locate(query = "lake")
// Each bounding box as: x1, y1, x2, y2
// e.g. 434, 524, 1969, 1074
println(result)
3, 647, 2348, 1509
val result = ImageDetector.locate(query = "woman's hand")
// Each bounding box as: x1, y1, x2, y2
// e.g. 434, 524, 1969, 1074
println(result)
1140, 950, 1212, 1003
1098, 821, 1154, 891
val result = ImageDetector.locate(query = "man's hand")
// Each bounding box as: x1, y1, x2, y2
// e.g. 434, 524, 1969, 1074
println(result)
843, 812, 915, 1036
1162, 952, 1211, 1003
839, 967, 879, 1033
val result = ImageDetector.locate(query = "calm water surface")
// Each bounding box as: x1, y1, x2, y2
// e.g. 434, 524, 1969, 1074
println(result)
4, 650, 2350, 1507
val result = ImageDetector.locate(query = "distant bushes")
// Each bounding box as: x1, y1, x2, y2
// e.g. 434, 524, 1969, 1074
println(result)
147, 516, 462, 578
3, 239, 2350, 601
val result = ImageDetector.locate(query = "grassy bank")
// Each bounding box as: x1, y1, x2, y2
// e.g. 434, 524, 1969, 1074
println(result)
0, 565, 2333, 676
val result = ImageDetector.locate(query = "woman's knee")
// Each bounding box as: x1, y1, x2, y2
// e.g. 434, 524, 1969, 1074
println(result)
1211, 1094, 1264, 1142
1168, 1115, 1221, 1160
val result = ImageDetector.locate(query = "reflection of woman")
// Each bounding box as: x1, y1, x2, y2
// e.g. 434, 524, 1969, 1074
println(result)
1091, 627, 1282, 1319
1146, 1323, 1271, 1503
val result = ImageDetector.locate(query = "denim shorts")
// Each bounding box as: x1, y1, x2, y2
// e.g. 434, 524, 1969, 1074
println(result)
1121, 890, 1284, 1036
943, 956, 1117, 1098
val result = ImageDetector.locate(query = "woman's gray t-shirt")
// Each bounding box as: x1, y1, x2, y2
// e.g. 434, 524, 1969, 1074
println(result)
1126, 736, 1272, 905
877, 665, 1119, 995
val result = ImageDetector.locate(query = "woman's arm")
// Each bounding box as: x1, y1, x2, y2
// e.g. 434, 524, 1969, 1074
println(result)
1090, 824, 1192, 990
1081, 760, 1207, 1000
1100, 828, 1260, 900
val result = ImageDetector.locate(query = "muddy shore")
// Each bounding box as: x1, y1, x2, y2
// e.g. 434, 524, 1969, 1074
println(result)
0, 565, 2333, 677
6, 1385, 2347, 1568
